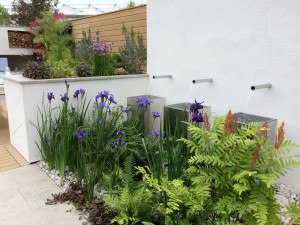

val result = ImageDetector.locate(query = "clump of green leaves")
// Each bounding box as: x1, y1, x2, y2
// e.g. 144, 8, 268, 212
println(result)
113, 68, 129, 75
76, 62, 93, 77
49, 60, 77, 78
23, 61, 51, 79
118, 24, 147, 74
74, 29, 93, 65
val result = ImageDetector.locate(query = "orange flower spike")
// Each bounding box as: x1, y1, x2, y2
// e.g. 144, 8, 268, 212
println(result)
231, 113, 238, 133
275, 122, 285, 149
224, 110, 232, 136
224, 110, 238, 136
250, 148, 259, 171
203, 113, 210, 131
259, 122, 269, 141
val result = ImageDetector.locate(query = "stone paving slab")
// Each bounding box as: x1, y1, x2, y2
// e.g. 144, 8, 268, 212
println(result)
0, 164, 87, 225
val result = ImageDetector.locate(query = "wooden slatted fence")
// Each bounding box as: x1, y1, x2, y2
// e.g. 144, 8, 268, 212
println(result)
71, 5, 147, 54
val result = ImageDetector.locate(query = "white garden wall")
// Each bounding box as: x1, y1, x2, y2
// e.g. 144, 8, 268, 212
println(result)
3, 74, 149, 163
147, 0, 300, 186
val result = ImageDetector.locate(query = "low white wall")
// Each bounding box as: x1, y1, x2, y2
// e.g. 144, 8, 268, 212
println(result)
3, 74, 149, 163
0, 26, 33, 56
148, 0, 300, 186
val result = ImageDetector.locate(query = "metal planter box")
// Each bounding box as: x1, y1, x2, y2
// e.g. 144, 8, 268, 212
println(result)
164, 102, 211, 137
236, 112, 277, 145
127, 95, 166, 136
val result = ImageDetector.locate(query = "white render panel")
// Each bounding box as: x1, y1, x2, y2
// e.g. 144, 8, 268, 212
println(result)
148, 0, 300, 186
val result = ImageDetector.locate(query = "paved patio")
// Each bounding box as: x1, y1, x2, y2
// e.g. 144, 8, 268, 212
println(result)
0, 113, 88, 224
0, 164, 87, 225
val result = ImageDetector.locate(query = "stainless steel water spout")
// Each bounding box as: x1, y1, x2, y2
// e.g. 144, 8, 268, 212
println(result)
192, 78, 213, 84
251, 83, 272, 91
152, 75, 172, 79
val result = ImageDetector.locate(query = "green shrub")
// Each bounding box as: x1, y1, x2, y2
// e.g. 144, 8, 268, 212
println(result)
113, 68, 129, 75
118, 24, 147, 74
49, 61, 77, 78
22, 61, 51, 79
76, 62, 93, 77
93, 55, 114, 76
30, 11, 74, 64
111, 53, 122, 68
74, 29, 93, 64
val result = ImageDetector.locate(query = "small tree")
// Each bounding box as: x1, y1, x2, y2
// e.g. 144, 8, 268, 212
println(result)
118, 24, 147, 74
126, 0, 135, 8
0, 4, 11, 25
11, 0, 58, 26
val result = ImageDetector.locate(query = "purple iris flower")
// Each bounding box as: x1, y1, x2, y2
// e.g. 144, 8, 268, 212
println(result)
122, 107, 130, 113
114, 138, 126, 148
192, 112, 204, 123
55, 119, 61, 127
98, 119, 106, 126
44, 138, 50, 145
116, 128, 125, 136
73, 90, 80, 98
73, 89, 85, 99
47, 92, 55, 102
79, 89, 85, 95
98, 102, 106, 109
152, 112, 160, 118
136, 97, 153, 108
108, 95, 117, 104
190, 99, 204, 113
76, 129, 87, 141
60, 93, 69, 103
152, 130, 164, 138
95, 90, 110, 101
53, 129, 60, 134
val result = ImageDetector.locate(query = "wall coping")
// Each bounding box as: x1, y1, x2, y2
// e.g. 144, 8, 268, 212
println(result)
3, 74, 149, 85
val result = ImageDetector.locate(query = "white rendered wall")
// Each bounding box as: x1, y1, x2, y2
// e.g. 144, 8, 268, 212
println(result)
148, 0, 300, 186
0, 26, 33, 56
4, 75, 149, 163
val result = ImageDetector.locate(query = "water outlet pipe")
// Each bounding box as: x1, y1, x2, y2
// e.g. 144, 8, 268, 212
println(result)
192, 78, 213, 84
152, 75, 172, 79
251, 83, 272, 91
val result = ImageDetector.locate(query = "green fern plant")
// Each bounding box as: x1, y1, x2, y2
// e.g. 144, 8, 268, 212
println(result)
103, 155, 160, 225
285, 201, 300, 225
179, 111, 300, 225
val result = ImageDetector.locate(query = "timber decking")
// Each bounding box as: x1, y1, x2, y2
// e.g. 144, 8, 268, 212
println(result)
0, 114, 28, 172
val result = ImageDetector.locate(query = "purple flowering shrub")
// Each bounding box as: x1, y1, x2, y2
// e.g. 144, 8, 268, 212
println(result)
91, 31, 114, 76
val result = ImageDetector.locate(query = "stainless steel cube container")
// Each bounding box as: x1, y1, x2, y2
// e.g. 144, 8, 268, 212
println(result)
127, 95, 166, 136
236, 112, 277, 145
164, 103, 211, 137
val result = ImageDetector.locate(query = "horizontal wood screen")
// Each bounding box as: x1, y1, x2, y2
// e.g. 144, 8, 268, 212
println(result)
71, 5, 147, 54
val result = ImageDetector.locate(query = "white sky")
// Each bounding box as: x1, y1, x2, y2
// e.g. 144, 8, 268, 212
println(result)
1, 0, 146, 14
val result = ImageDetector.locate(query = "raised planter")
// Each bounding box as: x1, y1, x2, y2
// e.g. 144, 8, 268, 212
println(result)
236, 112, 277, 145
3, 74, 149, 163
164, 102, 211, 137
